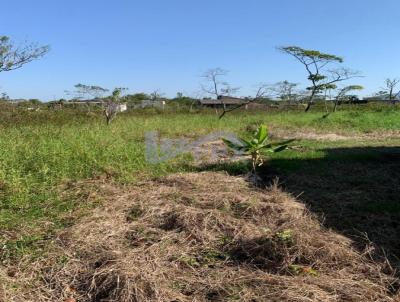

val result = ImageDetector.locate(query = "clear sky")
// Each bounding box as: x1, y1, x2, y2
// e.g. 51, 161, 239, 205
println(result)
1, 0, 400, 100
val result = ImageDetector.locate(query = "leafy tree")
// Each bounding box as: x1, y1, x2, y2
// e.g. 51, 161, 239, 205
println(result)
28, 99, 42, 105
0, 92, 10, 102
123, 93, 149, 104
223, 125, 293, 173
0, 35, 49, 73
72, 83, 109, 99
279, 46, 358, 112
172, 92, 195, 107
333, 85, 363, 112
111, 87, 128, 102
104, 87, 128, 125
270, 80, 299, 103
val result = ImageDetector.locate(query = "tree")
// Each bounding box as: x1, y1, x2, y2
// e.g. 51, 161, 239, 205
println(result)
270, 80, 299, 103
218, 83, 270, 119
72, 83, 109, 99
333, 85, 364, 112
149, 89, 164, 102
0, 92, 10, 102
123, 93, 149, 105
279, 46, 358, 112
383, 78, 400, 104
104, 88, 127, 125
28, 98, 42, 105
201, 68, 239, 112
0, 36, 49, 73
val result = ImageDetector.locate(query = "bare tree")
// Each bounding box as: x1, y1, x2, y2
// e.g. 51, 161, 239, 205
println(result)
384, 78, 400, 104
218, 83, 270, 119
149, 89, 164, 102
201, 68, 226, 98
279, 46, 359, 112
270, 80, 299, 103
104, 102, 119, 125
201, 68, 239, 112
104, 88, 127, 125
0, 36, 49, 73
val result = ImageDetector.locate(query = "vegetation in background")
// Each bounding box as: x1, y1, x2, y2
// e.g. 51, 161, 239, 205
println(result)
104, 87, 127, 125
279, 46, 359, 112
374, 78, 400, 104
1, 27, 400, 300
68, 83, 109, 100
332, 85, 364, 112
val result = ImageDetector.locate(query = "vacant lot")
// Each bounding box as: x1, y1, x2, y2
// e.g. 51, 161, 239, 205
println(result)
0, 106, 399, 301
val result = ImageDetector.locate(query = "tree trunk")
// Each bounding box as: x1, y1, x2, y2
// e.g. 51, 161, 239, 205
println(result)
304, 90, 315, 112
305, 89, 317, 112
333, 99, 338, 112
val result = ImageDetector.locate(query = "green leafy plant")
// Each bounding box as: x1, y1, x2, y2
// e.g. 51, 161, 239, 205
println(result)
223, 125, 293, 172
288, 264, 318, 276
275, 229, 294, 245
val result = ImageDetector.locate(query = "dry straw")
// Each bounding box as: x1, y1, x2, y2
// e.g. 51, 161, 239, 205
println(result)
1, 172, 399, 301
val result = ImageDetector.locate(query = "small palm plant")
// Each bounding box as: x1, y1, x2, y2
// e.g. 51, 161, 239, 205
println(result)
223, 125, 293, 173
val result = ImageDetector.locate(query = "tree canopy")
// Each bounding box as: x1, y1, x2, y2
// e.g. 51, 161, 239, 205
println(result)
0, 35, 49, 72
278, 46, 357, 111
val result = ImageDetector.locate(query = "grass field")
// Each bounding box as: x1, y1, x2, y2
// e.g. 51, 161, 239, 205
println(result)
0, 105, 399, 300
0, 107, 399, 257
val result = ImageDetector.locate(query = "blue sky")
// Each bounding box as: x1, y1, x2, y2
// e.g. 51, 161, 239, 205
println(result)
1, 0, 400, 100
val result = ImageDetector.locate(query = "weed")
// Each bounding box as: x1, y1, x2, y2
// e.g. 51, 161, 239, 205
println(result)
223, 124, 294, 172
275, 229, 294, 245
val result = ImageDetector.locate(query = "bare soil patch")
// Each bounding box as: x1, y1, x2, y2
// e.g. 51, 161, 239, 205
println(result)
270, 128, 400, 141
1, 172, 399, 301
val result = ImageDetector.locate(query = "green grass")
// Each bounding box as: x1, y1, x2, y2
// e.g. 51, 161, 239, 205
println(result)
0, 105, 399, 261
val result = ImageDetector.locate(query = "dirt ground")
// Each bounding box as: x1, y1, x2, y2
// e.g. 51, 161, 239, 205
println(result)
270, 128, 400, 141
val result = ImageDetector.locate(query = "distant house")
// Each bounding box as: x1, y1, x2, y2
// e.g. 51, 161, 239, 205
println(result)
10, 99, 27, 103
67, 98, 104, 105
364, 93, 400, 103
68, 98, 104, 104
133, 99, 166, 109
337, 95, 368, 105
117, 103, 127, 112
63, 99, 128, 112
199, 96, 247, 109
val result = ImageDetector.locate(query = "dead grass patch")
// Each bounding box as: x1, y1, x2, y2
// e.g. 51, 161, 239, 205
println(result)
270, 128, 400, 141
1, 172, 399, 301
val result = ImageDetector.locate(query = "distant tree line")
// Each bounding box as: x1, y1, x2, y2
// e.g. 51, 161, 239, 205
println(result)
1, 34, 399, 121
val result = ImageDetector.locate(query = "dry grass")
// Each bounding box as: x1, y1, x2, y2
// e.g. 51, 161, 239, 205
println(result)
1, 172, 399, 302
269, 127, 400, 141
